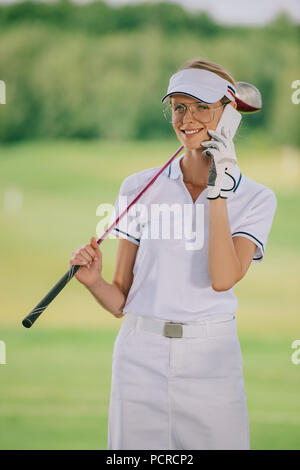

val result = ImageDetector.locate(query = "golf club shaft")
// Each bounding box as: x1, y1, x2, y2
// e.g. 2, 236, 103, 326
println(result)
22, 82, 263, 329
22, 144, 184, 328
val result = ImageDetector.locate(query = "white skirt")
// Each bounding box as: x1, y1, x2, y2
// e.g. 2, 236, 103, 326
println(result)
107, 312, 250, 450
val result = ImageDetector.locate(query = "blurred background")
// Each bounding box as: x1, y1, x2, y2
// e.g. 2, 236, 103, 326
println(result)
0, 0, 299, 450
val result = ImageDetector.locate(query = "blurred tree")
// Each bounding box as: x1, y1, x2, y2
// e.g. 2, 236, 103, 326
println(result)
0, 1, 299, 146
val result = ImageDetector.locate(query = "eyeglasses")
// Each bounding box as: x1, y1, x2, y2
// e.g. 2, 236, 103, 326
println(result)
163, 101, 226, 124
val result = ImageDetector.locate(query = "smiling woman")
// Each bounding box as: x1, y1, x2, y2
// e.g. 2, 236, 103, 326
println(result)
69, 57, 277, 451
169, 98, 226, 137
162, 58, 236, 159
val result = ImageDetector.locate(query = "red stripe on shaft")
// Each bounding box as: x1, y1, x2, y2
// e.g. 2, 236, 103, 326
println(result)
96, 145, 184, 245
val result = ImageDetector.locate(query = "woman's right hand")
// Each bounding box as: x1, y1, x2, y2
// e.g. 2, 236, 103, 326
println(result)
70, 237, 103, 288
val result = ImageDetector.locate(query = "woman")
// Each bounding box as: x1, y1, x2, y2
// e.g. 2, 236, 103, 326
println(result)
69, 58, 277, 450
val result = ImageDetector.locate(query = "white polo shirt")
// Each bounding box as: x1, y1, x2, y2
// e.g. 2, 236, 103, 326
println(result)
109, 153, 277, 322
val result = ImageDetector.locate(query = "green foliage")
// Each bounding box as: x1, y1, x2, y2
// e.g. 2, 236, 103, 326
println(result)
0, 0, 222, 36
0, 1, 299, 144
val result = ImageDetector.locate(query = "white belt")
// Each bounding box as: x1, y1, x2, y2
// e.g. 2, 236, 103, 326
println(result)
124, 312, 237, 338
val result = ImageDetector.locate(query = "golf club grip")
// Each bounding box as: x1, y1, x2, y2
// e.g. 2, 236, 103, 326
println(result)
22, 264, 81, 328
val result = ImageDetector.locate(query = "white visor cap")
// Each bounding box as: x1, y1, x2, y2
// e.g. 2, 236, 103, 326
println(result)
161, 68, 236, 104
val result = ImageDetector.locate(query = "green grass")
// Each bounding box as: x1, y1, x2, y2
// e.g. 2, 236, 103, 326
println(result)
0, 138, 300, 449
241, 335, 300, 450
0, 328, 114, 450
0, 328, 299, 450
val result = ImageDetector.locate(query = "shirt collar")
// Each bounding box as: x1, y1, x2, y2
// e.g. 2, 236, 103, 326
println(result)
165, 153, 242, 193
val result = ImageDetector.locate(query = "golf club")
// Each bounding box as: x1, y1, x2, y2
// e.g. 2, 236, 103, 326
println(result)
235, 81, 262, 112
22, 81, 262, 328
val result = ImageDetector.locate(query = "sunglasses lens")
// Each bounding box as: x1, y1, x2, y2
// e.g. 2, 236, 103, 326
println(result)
162, 103, 172, 122
163, 103, 223, 124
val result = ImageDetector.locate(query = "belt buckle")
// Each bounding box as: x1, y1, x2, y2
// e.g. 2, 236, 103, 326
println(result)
164, 322, 183, 338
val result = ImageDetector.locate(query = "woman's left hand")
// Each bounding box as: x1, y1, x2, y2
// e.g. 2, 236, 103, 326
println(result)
201, 126, 237, 200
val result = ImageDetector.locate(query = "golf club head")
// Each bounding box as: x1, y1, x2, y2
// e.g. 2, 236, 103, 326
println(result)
235, 81, 262, 113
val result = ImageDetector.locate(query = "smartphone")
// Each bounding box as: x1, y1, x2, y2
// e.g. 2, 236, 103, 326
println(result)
215, 103, 241, 139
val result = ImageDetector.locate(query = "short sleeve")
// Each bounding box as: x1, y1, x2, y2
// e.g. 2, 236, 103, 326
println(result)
232, 188, 277, 263
109, 177, 143, 247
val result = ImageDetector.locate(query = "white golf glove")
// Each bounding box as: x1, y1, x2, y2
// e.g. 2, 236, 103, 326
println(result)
201, 126, 237, 200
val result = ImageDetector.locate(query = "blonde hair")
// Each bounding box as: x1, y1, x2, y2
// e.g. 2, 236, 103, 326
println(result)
171, 57, 236, 105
